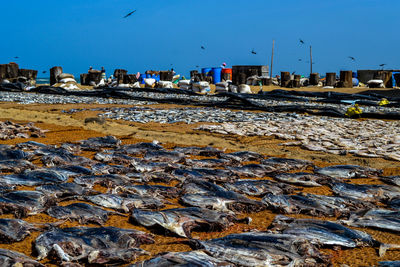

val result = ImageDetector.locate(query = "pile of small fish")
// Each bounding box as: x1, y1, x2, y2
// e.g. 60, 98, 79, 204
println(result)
0, 136, 398, 266
64, 106, 284, 124
0, 120, 45, 140
0, 91, 154, 105
197, 116, 400, 161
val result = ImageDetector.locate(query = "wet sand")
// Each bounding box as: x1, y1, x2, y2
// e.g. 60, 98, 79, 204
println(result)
0, 97, 399, 266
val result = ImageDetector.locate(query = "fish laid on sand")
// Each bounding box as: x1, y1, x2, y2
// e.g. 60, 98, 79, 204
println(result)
34, 227, 154, 264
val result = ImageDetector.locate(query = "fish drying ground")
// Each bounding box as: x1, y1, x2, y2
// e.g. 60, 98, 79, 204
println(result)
0, 93, 399, 267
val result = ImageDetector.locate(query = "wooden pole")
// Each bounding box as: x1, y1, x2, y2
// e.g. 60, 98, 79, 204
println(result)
270, 40, 275, 79
310, 45, 313, 76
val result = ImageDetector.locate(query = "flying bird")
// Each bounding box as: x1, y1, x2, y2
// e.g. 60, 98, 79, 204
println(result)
348, 56, 356, 61
14, 56, 19, 59
195, 65, 199, 68
251, 49, 257, 55
42, 71, 47, 74
201, 46, 205, 50
123, 10, 136, 18
299, 39, 305, 44
379, 63, 386, 67
292, 71, 296, 75
298, 59, 302, 61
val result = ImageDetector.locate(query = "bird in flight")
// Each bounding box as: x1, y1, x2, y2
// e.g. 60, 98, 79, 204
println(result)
14, 56, 19, 59
195, 65, 199, 68
201, 46, 205, 50
42, 71, 47, 74
379, 63, 386, 67
298, 59, 302, 62
123, 10, 136, 18
292, 71, 296, 75
251, 49, 257, 55
299, 39, 305, 44
348, 56, 356, 61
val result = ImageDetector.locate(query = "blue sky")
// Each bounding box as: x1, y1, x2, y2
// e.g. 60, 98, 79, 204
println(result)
0, 0, 398, 77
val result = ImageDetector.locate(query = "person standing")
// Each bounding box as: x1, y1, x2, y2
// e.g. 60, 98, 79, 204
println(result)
101, 67, 106, 80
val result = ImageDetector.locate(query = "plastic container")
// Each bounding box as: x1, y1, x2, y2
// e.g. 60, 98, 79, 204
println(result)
352, 78, 359, 87
140, 74, 146, 84
202, 68, 212, 76
211, 67, 222, 84
221, 68, 232, 81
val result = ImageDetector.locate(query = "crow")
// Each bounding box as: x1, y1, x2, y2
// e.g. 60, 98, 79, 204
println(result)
299, 39, 304, 44
379, 63, 386, 67
292, 71, 296, 75
123, 10, 136, 18
14, 56, 19, 59
201, 46, 205, 50
42, 71, 47, 74
298, 59, 302, 61
251, 49, 257, 55
349, 56, 356, 61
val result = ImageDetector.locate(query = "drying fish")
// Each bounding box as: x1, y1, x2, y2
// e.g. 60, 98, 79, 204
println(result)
0, 190, 54, 217
94, 152, 140, 165
262, 193, 372, 217
388, 197, 400, 210
173, 168, 237, 182
130, 251, 234, 267
228, 163, 275, 178
379, 261, 400, 267
47, 203, 113, 225
37, 147, 93, 167
74, 174, 130, 188
79, 135, 122, 151
220, 150, 264, 162
35, 227, 154, 264
0, 148, 30, 161
49, 165, 93, 177
331, 182, 400, 202
273, 172, 329, 187
224, 179, 296, 196
0, 159, 36, 173
174, 146, 223, 156
0, 169, 67, 186
16, 141, 49, 150
261, 157, 313, 171
133, 161, 178, 173
91, 163, 131, 174
144, 150, 186, 163
131, 207, 248, 238
36, 183, 94, 199
315, 165, 382, 179
342, 209, 400, 233
195, 232, 329, 267
182, 180, 264, 212
380, 176, 400, 187
0, 218, 39, 243
270, 215, 378, 248
185, 158, 232, 168
113, 184, 180, 198
85, 193, 164, 212
119, 142, 164, 156
0, 249, 44, 266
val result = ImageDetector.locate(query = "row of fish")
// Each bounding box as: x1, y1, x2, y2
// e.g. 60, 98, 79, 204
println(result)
197, 116, 400, 161
0, 136, 399, 265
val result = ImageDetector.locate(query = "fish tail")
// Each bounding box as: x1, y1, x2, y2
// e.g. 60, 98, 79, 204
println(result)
379, 243, 400, 257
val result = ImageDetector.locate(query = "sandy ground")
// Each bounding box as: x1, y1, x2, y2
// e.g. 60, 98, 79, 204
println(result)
0, 92, 399, 266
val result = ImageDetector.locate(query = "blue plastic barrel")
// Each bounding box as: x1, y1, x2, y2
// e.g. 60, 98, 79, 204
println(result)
212, 67, 222, 84
352, 78, 359, 87
140, 74, 146, 84
202, 68, 212, 76
352, 72, 357, 78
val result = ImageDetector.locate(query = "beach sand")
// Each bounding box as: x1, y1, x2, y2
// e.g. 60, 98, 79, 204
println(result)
0, 88, 399, 266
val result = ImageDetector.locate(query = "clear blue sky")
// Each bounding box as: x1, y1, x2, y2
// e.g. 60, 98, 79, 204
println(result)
1, 0, 398, 77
